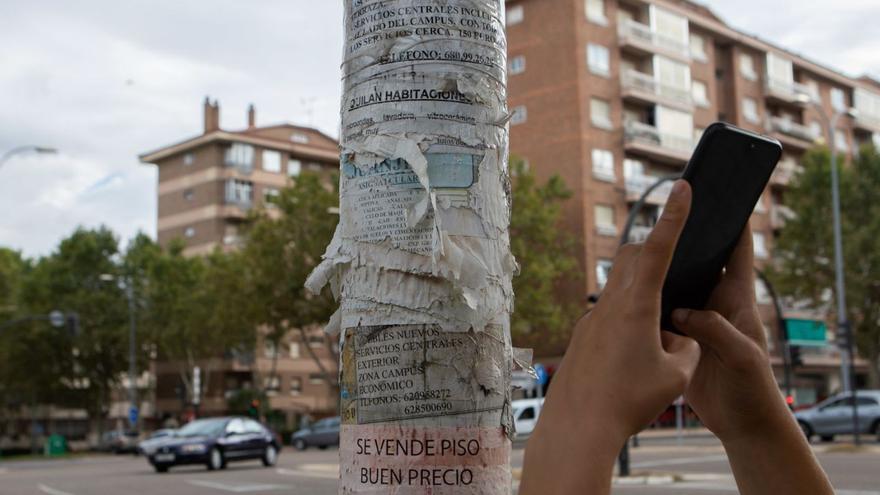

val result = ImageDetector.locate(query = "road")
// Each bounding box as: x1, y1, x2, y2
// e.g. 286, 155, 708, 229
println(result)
1, 436, 878, 494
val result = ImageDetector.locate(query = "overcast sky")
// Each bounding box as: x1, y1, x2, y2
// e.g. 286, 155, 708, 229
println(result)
1, 1, 878, 258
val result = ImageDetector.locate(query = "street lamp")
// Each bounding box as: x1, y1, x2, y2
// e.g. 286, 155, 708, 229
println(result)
796, 94, 861, 445
100, 273, 139, 432
0, 146, 58, 168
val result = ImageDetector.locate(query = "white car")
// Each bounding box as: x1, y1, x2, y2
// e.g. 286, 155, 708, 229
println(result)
512, 398, 544, 438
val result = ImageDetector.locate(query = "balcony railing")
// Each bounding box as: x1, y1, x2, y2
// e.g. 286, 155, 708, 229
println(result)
617, 19, 689, 58
770, 159, 802, 186
624, 121, 694, 156
771, 205, 796, 229
765, 78, 814, 103
855, 112, 880, 132
766, 116, 819, 143
621, 70, 692, 107
624, 173, 674, 204
628, 225, 654, 243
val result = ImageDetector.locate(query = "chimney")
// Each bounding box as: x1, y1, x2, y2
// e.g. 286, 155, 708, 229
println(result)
203, 96, 221, 133
247, 104, 256, 129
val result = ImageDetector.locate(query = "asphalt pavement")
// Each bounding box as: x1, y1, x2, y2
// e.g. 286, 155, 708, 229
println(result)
0, 434, 878, 494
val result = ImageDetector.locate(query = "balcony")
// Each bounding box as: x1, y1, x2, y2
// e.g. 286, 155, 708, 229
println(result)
624, 121, 694, 164
771, 204, 796, 230
770, 159, 803, 187
621, 70, 692, 111
766, 116, 819, 150
627, 225, 654, 243
617, 19, 689, 62
624, 174, 674, 205
765, 78, 814, 106
854, 111, 880, 132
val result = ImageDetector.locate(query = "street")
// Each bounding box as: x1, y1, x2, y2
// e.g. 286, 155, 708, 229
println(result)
1, 435, 878, 494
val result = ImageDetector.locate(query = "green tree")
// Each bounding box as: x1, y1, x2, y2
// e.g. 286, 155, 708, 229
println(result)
0, 248, 28, 320
509, 157, 580, 356
18, 227, 129, 434
133, 238, 255, 408
772, 145, 880, 386
238, 172, 340, 393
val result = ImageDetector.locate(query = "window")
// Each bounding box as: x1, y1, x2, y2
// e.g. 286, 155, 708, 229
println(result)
585, 0, 607, 25
739, 53, 757, 81
510, 55, 526, 75
755, 278, 772, 305
834, 129, 849, 151
224, 143, 255, 172
596, 259, 613, 289
290, 132, 309, 144
510, 106, 527, 125
692, 80, 709, 107
753, 232, 768, 259
184, 227, 195, 238
693, 127, 705, 144
689, 33, 707, 61
766, 53, 794, 91
183, 153, 194, 166
831, 87, 847, 111
810, 121, 823, 141
507, 5, 524, 25
309, 373, 325, 385
262, 150, 281, 173
623, 158, 644, 178
183, 188, 194, 201
263, 340, 277, 358
652, 7, 689, 53
592, 148, 615, 181
264, 376, 280, 394
308, 334, 325, 348
226, 418, 246, 435
590, 97, 612, 129
587, 43, 610, 77
225, 179, 254, 205
288, 159, 302, 177
518, 406, 536, 420
289, 377, 302, 395
805, 80, 820, 102
742, 97, 760, 124
263, 187, 280, 206
855, 88, 880, 121
655, 56, 691, 96
244, 419, 264, 434
594, 204, 616, 236
289, 342, 300, 359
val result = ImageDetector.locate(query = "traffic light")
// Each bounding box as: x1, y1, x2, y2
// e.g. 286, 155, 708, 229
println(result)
248, 399, 260, 418
789, 345, 803, 368
786, 395, 795, 407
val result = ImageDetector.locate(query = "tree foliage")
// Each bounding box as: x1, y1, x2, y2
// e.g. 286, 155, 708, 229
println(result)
509, 157, 580, 355
771, 145, 880, 386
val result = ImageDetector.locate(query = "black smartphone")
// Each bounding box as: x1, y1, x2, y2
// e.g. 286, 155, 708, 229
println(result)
661, 122, 782, 332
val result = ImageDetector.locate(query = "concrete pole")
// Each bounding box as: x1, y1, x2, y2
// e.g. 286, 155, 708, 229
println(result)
308, 1, 515, 493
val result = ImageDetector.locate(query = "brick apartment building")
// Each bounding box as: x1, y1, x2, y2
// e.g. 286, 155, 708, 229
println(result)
139, 99, 340, 426
505, 0, 880, 404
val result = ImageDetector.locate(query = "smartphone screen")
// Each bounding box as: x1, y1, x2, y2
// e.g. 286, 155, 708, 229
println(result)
661, 122, 782, 332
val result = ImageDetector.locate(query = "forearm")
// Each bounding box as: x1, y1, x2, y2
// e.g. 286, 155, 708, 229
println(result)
722, 410, 833, 495
519, 419, 623, 495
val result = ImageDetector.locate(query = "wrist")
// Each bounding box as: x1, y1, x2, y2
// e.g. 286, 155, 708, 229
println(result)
718, 399, 799, 448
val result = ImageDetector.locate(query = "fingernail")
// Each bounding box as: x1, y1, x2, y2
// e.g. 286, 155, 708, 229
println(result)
671, 180, 687, 198
673, 309, 689, 324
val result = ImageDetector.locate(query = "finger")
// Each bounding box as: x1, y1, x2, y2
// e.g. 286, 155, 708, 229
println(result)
634, 180, 692, 297
661, 331, 701, 369
603, 243, 641, 293
672, 308, 754, 364
723, 221, 756, 293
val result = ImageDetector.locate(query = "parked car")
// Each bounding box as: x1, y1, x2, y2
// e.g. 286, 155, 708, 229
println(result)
291, 417, 340, 450
512, 398, 544, 438
146, 417, 280, 473
137, 429, 176, 456
795, 390, 880, 442
99, 430, 140, 454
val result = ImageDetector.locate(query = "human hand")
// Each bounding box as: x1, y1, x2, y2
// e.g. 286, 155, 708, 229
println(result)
521, 180, 701, 494
673, 223, 791, 444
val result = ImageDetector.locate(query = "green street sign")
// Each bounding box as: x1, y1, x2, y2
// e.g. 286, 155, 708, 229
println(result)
786, 319, 828, 347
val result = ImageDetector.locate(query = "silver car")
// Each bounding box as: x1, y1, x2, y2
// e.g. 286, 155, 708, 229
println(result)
795, 390, 880, 442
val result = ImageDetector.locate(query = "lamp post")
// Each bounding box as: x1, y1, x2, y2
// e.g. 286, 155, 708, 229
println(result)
100, 274, 139, 432
0, 146, 58, 168
796, 94, 861, 445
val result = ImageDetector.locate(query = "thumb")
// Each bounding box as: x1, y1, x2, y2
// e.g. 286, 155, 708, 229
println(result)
661, 330, 701, 378
672, 309, 754, 363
